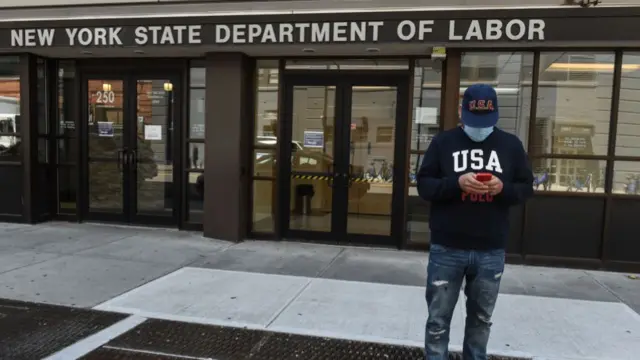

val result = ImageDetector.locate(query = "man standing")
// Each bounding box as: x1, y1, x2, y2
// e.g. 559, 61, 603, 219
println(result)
417, 84, 534, 360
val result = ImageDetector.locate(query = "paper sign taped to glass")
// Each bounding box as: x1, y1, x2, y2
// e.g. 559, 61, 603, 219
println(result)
303, 130, 324, 148
97, 121, 114, 137
144, 125, 163, 140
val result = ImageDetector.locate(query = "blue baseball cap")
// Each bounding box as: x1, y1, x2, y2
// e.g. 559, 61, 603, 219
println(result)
461, 84, 499, 128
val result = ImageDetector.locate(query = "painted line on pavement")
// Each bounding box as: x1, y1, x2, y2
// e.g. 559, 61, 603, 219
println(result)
43, 315, 147, 360
103, 345, 217, 360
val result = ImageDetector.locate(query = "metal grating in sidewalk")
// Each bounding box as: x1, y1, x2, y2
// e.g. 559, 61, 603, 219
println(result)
82, 318, 531, 360
0, 299, 126, 360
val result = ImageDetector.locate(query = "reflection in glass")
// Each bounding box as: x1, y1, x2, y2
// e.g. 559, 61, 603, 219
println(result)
460, 52, 533, 146
346, 86, 397, 236
407, 186, 430, 245
408, 154, 424, 185
407, 59, 442, 245
88, 79, 124, 158
255, 61, 280, 144
612, 161, 640, 195
89, 161, 122, 210
532, 52, 615, 156
411, 59, 442, 152
0, 136, 21, 160
253, 180, 275, 232
58, 61, 77, 137
189, 67, 205, 139
188, 142, 205, 169
532, 158, 606, 193
289, 86, 335, 232
87, 79, 124, 211
253, 149, 275, 177
188, 171, 203, 223
616, 53, 640, 156
136, 79, 172, 214
0, 56, 21, 164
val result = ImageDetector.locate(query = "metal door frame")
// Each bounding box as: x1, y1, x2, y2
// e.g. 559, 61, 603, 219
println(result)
278, 72, 410, 246
79, 70, 183, 227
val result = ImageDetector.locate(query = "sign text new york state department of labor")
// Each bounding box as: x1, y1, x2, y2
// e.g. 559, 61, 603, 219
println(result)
9, 19, 546, 47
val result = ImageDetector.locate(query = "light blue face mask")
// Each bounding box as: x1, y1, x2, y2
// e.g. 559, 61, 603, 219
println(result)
463, 125, 494, 142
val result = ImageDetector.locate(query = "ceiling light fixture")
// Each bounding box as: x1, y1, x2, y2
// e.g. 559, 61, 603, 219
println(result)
547, 63, 640, 72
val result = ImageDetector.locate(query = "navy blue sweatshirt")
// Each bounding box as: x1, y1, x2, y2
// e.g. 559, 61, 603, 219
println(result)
417, 127, 534, 250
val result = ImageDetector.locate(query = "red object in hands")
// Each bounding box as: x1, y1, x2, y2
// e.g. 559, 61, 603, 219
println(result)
475, 173, 493, 182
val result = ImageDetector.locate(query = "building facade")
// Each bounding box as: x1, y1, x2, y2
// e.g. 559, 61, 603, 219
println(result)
0, 1, 639, 272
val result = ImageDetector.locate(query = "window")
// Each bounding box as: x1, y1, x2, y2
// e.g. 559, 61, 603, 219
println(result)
0, 56, 22, 215
532, 158, 605, 193
532, 52, 614, 193
187, 64, 205, 223
56, 61, 77, 214
616, 52, 640, 157
532, 52, 614, 157
460, 52, 534, 146
255, 60, 279, 143
375, 126, 394, 143
461, 55, 498, 82
612, 161, 640, 195
407, 59, 442, 245
611, 52, 640, 196
36, 58, 54, 217
252, 60, 279, 233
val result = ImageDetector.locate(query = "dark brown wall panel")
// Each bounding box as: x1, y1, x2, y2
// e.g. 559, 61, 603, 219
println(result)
523, 196, 604, 259
606, 198, 640, 264
507, 205, 524, 255
203, 53, 254, 241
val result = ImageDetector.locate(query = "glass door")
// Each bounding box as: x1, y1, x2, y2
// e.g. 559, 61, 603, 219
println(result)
345, 85, 399, 237
86, 77, 127, 220
280, 73, 409, 245
132, 77, 177, 222
286, 84, 342, 234
83, 73, 180, 225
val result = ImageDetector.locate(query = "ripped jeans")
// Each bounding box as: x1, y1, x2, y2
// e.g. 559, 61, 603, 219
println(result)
424, 244, 504, 360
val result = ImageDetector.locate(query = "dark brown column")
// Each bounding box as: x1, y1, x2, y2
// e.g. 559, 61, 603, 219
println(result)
203, 53, 255, 241
20, 54, 37, 223
441, 51, 462, 131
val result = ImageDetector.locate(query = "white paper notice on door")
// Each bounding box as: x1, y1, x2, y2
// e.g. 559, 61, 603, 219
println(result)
144, 125, 162, 140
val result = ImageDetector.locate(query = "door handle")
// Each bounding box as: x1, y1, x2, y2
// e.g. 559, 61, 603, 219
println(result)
346, 173, 354, 187
117, 150, 124, 170
129, 149, 137, 166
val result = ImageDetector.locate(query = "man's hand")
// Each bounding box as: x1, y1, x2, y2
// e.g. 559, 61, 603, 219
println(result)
486, 176, 504, 195
458, 172, 489, 194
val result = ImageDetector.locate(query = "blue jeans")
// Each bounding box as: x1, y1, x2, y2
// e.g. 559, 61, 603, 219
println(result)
424, 244, 505, 360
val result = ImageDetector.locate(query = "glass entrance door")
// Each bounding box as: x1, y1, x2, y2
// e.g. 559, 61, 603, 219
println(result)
85, 74, 180, 225
280, 74, 409, 244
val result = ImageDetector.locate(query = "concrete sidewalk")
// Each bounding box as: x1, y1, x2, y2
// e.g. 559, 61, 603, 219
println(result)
0, 222, 638, 360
